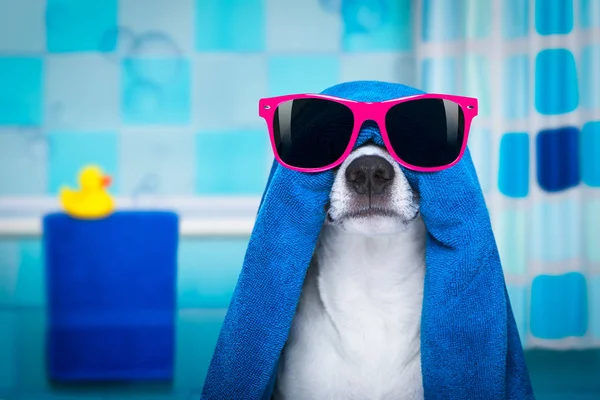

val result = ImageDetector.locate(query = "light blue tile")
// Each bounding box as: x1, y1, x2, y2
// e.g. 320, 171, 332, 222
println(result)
178, 239, 247, 308
581, 121, 600, 187
421, 57, 457, 94
342, 0, 413, 51
0, 57, 43, 126
14, 240, 45, 307
531, 200, 581, 262
503, 55, 529, 119
0, 311, 17, 391
531, 273, 588, 339
535, 49, 578, 115
467, 128, 491, 194
581, 45, 600, 110
592, 276, 600, 339
584, 200, 600, 263
45, 54, 120, 130
121, 58, 192, 125
502, 0, 529, 39
463, 55, 491, 116
0, 241, 19, 306
464, 0, 492, 39
267, 0, 341, 52
496, 208, 528, 275
581, 0, 600, 28
195, 0, 265, 51
340, 54, 416, 86
422, 0, 464, 42
120, 129, 196, 196
268, 56, 340, 96
13, 309, 47, 390
47, 131, 119, 194
0, 0, 46, 52
498, 132, 530, 198
46, 0, 118, 52
175, 309, 226, 390
194, 54, 267, 130
535, 0, 574, 35
0, 130, 47, 195
195, 130, 269, 195
507, 285, 528, 345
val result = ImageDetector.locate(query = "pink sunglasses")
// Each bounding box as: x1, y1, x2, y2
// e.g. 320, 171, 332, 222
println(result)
259, 93, 478, 173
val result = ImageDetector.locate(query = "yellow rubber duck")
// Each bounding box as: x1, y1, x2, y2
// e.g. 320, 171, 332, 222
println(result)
60, 165, 115, 219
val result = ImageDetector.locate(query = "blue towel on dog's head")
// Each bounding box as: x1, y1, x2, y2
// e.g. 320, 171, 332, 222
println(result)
201, 81, 534, 399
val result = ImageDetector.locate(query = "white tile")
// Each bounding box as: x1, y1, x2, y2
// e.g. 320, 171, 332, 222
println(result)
0, 0, 46, 53
266, 0, 341, 52
118, 0, 194, 56
44, 54, 120, 130
193, 54, 268, 130
340, 53, 416, 86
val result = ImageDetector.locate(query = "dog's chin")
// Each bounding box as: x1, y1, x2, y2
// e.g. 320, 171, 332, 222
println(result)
328, 210, 418, 235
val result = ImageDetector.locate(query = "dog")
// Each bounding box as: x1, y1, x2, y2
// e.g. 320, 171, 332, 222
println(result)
274, 144, 426, 400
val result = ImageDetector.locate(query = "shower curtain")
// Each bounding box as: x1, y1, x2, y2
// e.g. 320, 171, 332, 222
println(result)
412, 0, 600, 349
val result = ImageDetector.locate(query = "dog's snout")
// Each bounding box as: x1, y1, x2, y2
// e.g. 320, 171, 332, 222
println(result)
345, 155, 395, 195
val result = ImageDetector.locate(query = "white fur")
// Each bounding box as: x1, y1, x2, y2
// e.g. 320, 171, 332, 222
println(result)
274, 145, 426, 400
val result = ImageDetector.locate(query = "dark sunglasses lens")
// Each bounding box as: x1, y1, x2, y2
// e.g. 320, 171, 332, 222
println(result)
385, 98, 465, 168
273, 98, 354, 169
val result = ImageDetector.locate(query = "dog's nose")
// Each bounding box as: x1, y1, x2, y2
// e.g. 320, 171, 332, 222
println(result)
345, 155, 395, 195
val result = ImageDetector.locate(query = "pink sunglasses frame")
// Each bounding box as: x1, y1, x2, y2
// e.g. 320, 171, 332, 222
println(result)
258, 93, 479, 173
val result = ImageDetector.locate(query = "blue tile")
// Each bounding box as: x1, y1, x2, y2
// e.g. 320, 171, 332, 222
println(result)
535, 0, 574, 35
195, 0, 265, 51
535, 49, 579, 115
581, 121, 600, 187
175, 309, 226, 390
463, 55, 491, 116
195, 130, 269, 195
342, 0, 413, 51
581, 45, 600, 110
121, 58, 192, 125
467, 128, 491, 193
268, 56, 340, 96
47, 131, 119, 194
421, 57, 457, 94
502, 0, 529, 39
531, 200, 581, 262
503, 55, 529, 119
422, 0, 464, 42
584, 200, 600, 263
13, 309, 47, 390
536, 126, 580, 192
14, 239, 45, 306
592, 276, 600, 339
498, 132, 530, 198
0, 57, 43, 126
0, 130, 47, 195
0, 311, 17, 391
120, 129, 196, 195
507, 285, 528, 345
531, 273, 588, 339
496, 208, 528, 275
0, 240, 19, 306
46, 0, 118, 52
178, 239, 248, 308
581, 0, 600, 28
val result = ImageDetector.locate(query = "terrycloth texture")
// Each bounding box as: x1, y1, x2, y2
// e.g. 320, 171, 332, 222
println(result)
44, 211, 178, 381
201, 81, 534, 399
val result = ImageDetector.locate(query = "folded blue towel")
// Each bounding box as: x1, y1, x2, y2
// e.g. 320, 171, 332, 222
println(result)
201, 81, 534, 399
44, 211, 178, 382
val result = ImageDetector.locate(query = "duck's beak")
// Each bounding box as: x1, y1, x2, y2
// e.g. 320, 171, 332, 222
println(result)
101, 176, 112, 188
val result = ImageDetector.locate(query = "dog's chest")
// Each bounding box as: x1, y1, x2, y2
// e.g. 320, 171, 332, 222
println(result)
275, 230, 425, 400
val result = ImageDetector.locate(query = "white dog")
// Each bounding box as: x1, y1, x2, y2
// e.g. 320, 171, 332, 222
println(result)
274, 144, 426, 400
